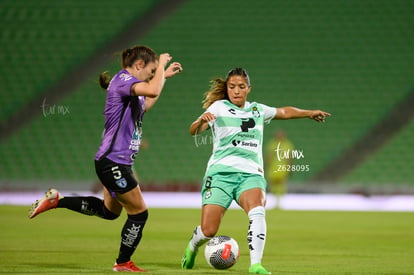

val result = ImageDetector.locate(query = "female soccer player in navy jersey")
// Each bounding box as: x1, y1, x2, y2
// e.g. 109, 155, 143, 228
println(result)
29, 45, 182, 272
181, 68, 330, 274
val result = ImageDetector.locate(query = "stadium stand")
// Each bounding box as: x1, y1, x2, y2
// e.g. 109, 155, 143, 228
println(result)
343, 119, 414, 191
0, 0, 157, 121
0, 0, 413, 193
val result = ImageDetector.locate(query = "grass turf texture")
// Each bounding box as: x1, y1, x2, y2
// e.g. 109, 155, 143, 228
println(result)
0, 206, 413, 274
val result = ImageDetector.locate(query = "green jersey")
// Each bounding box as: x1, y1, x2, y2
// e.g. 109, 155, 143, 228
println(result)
204, 100, 276, 176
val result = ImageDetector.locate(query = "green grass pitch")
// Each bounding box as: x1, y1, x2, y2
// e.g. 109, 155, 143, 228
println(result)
0, 205, 413, 274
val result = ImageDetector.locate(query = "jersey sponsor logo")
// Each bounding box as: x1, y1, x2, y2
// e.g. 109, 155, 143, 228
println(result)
232, 139, 258, 148
240, 118, 255, 132
119, 73, 132, 81
130, 152, 137, 160
241, 141, 258, 147
122, 224, 141, 247
237, 133, 255, 138
232, 140, 241, 146
129, 139, 140, 151
129, 123, 141, 151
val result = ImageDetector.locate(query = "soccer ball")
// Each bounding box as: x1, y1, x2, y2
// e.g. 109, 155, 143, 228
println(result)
204, 235, 240, 269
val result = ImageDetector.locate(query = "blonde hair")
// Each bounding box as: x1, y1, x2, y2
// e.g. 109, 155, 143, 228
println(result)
202, 78, 228, 109
201, 68, 251, 109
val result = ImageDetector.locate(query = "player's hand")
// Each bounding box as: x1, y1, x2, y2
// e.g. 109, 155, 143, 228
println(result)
190, 112, 216, 135
310, 110, 331, 122
199, 112, 216, 123
159, 53, 172, 67
165, 62, 183, 79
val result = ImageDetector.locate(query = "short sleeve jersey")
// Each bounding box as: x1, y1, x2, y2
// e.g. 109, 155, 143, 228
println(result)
204, 99, 277, 176
95, 70, 145, 165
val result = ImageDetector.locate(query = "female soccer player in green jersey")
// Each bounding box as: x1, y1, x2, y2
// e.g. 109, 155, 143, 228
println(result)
181, 68, 330, 274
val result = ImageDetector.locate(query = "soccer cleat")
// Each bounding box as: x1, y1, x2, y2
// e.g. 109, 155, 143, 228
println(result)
249, 263, 271, 274
181, 242, 197, 269
113, 261, 146, 272
28, 188, 61, 219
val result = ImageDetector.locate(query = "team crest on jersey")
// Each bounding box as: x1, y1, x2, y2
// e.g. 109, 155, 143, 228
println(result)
115, 178, 127, 188
252, 106, 260, 118
205, 189, 212, 199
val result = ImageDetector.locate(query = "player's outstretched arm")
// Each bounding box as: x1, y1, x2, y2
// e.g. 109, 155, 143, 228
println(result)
274, 106, 331, 122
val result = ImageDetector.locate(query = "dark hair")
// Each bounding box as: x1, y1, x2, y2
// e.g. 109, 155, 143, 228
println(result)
99, 45, 158, 89
202, 67, 251, 109
226, 67, 250, 86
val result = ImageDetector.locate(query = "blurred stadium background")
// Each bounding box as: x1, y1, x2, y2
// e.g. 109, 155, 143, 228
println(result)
0, 0, 413, 197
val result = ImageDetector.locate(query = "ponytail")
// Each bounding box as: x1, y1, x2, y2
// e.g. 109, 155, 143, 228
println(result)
99, 71, 111, 90
202, 78, 228, 109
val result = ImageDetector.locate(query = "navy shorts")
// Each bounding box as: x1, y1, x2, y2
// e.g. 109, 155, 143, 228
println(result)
95, 157, 138, 196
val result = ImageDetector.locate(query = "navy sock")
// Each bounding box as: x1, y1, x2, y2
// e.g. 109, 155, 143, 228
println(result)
116, 210, 149, 264
57, 196, 119, 220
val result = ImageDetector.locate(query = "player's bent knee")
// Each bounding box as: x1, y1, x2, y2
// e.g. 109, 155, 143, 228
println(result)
102, 205, 120, 220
